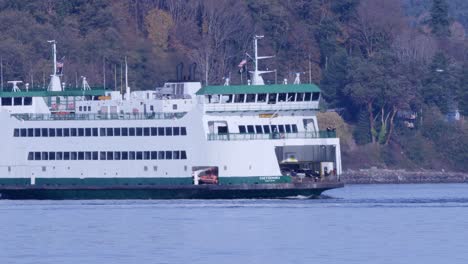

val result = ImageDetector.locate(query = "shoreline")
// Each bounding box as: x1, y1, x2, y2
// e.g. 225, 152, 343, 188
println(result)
340, 169, 468, 184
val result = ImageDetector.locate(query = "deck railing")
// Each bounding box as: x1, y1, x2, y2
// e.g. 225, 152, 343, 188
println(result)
207, 131, 336, 141
12, 112, 187, 121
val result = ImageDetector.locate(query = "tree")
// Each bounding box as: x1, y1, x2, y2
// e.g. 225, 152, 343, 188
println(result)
429, 0, 451, 37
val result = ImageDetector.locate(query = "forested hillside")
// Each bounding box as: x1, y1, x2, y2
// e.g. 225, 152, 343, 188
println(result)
0, 0, 466, 171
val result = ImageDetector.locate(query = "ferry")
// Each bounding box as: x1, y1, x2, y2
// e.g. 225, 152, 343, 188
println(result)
0, 36, 343, 199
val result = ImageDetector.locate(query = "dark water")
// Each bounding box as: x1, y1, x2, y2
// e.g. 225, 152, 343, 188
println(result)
1, 184, 467, 264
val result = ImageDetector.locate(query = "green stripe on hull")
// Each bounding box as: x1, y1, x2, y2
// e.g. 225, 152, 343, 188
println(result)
0, 176, 291, 187
219, 176, 291, 185
35, 177, 193, 186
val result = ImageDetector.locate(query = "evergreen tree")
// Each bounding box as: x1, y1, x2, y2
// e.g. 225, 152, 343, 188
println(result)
353, 110, 372, 145
429, 0, 451, 37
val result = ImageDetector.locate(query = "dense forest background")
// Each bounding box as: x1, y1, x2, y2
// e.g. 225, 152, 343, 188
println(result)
0, 0, 466, 172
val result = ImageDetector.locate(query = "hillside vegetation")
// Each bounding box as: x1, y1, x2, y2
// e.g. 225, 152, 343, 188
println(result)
0, 0, 466, 172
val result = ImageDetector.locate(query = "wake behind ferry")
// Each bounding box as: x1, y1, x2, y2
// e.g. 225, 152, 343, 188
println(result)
0, 36, 343, 199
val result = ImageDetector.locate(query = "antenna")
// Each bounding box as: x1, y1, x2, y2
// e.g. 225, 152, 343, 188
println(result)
250, 35, 275, 85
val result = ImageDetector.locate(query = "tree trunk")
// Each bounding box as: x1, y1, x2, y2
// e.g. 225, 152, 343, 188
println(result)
367, 101, 376, 144
385, 107, 398, 145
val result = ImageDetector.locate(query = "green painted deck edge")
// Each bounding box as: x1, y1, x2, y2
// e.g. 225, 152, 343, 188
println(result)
196, 84, 320, 95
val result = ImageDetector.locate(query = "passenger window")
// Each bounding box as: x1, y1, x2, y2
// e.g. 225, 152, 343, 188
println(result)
287, 93, 296, 102
63, 152, 70, 160
181, 127, 187, 136
278, 125, 285, 133
114, 152, 121, 160
173, 127, 180, 136
92, 152, 99, 160
136, 152, 143, 160
85, 152, 92, 160
224, 94, 233, 103
239, 126, 246, 134
165, 151, 172, 160
100, 128, 106, 136
56, 152, 63, 160
304, 93, 312, 101
49, 128, 56, 137
234, 94, 245, 103
100, 152, 107, 160
121, 128, 128, 136
246, 94, 256, 103
263, 125, 271, 134
257, 94, 267, 103
151, 151, 158, 160
158, 151, 165, 160
165, 127, 172, 136
42, 152, 48, 160
278, 93, 287, 102
70, 128, 77, 137
14, 129, 19, 137
63, 128, 70, 137
151, 127, 157, 136
268, 93, 277, 104
107, 152, 113, 160
129, 128, 136, 136
92, 128, 98, 137
271, 125, 278, 133
114, 128, 121, 136
296, 93, 304, 102
49, 152, 56, 160
292, 124, 298, 133
56, 128, 63, 137
158, 127, 165, 136
255, 125, 263, 134
14, 97, 22, 106
173, 151, 180, 160
144, 151, 150, 160
27, 128, 34, 137
20, 129, 27, 137
42, 128, 49, 137
34, 128, 41, 137
181, 151, 187, 160
28, 152, 34, 160
247, 125, 255, 134
285, 125, 292, 133
136, 127, 143, 136
129, 151, 136, 160
34, 152, 41, 160
78, 152, 85, 160
24, 97, 33, 105
107, 128, 114, 136
121, 152, 128, 160
77, 128, 84, 137
85, 128, 92, 137
79, 106, 83, 111
312, 92, 320, 101
144, 127, 150, 136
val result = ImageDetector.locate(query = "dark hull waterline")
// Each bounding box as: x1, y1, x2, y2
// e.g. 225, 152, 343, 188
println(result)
0, 182, 344, 200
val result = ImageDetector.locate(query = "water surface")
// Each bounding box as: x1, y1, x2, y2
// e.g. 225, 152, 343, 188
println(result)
1, 184, 467, 264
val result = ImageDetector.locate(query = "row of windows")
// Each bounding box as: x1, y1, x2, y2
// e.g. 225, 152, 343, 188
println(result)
1, 97, 33, 106
238, 124, 299, 134
207, 92, 320, 104
14, 127, 187, 137
28, 151, 187, 161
